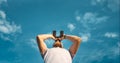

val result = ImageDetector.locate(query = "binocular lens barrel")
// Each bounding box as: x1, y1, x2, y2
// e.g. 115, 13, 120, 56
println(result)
53, 30, 56, 37
52, 30, 64, 38
60, 31, 64, 37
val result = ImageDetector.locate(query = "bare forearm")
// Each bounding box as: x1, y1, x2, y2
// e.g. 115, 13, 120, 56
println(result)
37, 34, 54, 41
65, 35, 81, 43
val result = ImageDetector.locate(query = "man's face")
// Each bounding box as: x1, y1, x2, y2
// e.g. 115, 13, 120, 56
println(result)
53, 41, 63, 48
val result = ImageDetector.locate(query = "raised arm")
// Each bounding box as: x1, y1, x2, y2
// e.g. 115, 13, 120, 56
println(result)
36, 34, 55, 55
65, 35, 82, 58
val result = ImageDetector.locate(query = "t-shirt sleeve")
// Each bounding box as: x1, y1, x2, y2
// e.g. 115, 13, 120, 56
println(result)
69, 50, 74, 59
41, 49, 48, 58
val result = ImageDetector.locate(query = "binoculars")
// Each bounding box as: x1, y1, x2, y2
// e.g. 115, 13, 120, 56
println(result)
52, 30, 64, 41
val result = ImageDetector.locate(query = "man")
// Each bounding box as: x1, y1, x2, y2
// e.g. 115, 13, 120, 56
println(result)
36, 34, 82, 63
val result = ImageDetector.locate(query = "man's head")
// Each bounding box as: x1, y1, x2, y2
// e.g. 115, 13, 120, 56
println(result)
53, 40, 63, 48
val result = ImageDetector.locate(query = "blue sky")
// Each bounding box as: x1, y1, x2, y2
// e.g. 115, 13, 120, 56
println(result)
0, 0, 120, 63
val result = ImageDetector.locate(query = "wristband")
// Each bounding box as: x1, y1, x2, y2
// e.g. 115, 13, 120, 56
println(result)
64, 35, 67, 39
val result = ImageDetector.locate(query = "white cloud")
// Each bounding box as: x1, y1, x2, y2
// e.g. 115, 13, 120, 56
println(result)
107, 0, 120, 12
0, 20, 21, 34
0, 2, 22, 41
91, 0, 96, 5
0, 0, 7, 5
0, 20, 21, 41
82, 12, 108, 24
75, 12, 108, 27
0, 10, 6, 19
96, 16, 108, 24
117, 42, 120, 48
91, 0, 120, 12
29, 38, 38, 50
74, 12, 108, 43
109, 43, 120, 57
0, 34, 11, 41
67, 23, 75, 32
29, 38, 54, 50
76, 12, 108, 31
75, 10, 81, 21
81, 36, 89, 42
45, 39, 54, 45
79, 33, 91, 42
91, 0, 105, 5
104, 32, 118, 38
78, 42, 120, 63
83, 12, 95, 21
76, 16, 81, 21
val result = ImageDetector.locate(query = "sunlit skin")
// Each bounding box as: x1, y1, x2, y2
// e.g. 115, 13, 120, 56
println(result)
36, 34, 82, 58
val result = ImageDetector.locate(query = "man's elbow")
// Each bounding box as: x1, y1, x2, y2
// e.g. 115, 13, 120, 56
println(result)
36, 35, 38, 38
36, 35, 43, 39
36, 35, 40, 39
77, 37, 82, 43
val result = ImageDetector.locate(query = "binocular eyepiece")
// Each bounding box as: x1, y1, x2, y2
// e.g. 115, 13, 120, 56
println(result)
53, 30, 64, 42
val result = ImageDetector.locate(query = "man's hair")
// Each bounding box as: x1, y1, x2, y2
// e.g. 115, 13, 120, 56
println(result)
53, 41, 63, 48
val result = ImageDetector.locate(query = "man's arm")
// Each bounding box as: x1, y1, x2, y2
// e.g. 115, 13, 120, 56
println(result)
65, 35, 82, 58
36, 34, 54, 55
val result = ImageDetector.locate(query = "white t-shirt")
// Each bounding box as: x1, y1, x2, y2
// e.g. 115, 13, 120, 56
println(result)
43, 47, 72, 63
